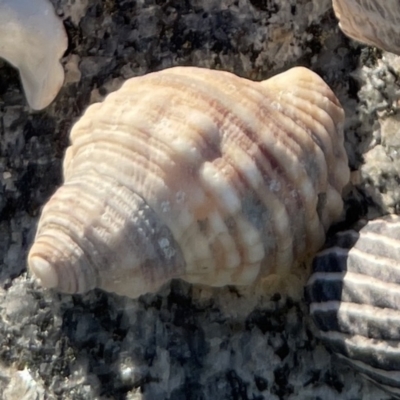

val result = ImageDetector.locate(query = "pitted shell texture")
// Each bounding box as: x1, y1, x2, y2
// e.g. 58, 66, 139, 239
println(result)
307, 214, 400, 398
28, 66, 350, 299
333, 0, 400, 54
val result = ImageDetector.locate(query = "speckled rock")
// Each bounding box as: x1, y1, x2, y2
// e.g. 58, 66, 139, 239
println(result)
0, 0, 398, 399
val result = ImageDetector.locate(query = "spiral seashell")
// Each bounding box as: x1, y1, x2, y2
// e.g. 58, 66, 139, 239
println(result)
27, 66, 350, 298
333, 0, 400, 54
307, 214, 400, 398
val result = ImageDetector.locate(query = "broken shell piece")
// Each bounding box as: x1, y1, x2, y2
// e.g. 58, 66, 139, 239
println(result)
306, 214, 400, 398
28, 66, 350, 298
0, 0, 68, 110
333, 0, 400, 54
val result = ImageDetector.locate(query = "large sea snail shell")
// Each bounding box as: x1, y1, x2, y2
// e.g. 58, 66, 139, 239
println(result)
307, 215, 400, 398
27, 66, 350, 299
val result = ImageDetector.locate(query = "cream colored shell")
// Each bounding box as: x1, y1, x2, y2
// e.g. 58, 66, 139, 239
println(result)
333, 0, 400, 54
27, 66, 350, 298
0, 0, 67, 110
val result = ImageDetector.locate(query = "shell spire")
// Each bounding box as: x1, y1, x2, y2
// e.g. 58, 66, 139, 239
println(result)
28, 66, 350, 298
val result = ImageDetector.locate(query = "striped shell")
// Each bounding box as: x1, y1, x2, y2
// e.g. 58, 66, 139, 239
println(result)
333, 0, 400, 54
27, 66, 350, 298
307, 215, 400, 398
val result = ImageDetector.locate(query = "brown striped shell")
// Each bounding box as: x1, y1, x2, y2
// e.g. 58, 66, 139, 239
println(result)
307, 215, 400, 398
333, 0, 400, 54
27, 66, 350, 298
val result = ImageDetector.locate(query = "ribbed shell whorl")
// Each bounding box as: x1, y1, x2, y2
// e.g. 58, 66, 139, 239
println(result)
28, 66, 350, 298
307, 215, 400, 398
333, 0, 400, 54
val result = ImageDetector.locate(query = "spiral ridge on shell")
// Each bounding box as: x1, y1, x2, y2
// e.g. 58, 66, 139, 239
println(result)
28, 66, 350, 298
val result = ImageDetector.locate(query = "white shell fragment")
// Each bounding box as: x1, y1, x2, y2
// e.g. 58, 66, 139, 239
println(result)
0, 0, 68, 110
307, 215, 400, 398
333, 0, 400, 54
28, 66, 350, 298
